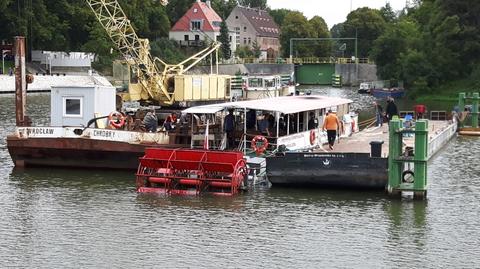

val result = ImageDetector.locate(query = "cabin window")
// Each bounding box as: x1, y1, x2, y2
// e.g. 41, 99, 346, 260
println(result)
63, 97, 83, 117
248, 78, 262, 87
191, 20, 201, 31
265, 79, 275, 87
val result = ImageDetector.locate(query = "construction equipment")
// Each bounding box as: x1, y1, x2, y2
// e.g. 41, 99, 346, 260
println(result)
86, 0, 223, 105
136, 148, 248, 196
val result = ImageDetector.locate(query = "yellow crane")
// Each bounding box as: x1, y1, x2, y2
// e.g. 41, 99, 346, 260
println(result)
85, 0, 224, 106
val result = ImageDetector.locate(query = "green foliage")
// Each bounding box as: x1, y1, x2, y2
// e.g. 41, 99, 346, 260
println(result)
237, 0, 267, 9
235, 46, 255, 58
380, 3, 397, 23
279, 11, 315, 57
309, 16, 332, 57
211, 0, 237, 19
150, 38, 186, 64
252, 41, 261, 58
269, 8, 292, 26
218, 20, 231, 59
341, 7, 387, 57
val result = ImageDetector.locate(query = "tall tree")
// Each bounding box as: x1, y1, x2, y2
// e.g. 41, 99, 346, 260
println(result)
269, 8, 293, 26
340, 7, 387, 58
237, 0, 267, 9
308, 16, 332, 57
218, 20, 231, 59
280, 11, 315, 57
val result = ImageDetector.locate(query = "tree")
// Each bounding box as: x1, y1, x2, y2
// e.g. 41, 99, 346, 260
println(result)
380, 3, 397, 23
340, 7, 387, 58
218, 20, 231, 59
211, 0, 237, 19
252, 41, 261, 58
269, 8, 293, 26
308, 16, 332, 57
280, 11, 315, 57
237, 0, 267, 9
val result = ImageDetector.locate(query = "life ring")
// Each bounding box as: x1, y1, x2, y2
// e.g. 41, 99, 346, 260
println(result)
108, 111, 125, 129
251, 135, 269, 155
309, 130, 316, 145
402, 170, 415, 183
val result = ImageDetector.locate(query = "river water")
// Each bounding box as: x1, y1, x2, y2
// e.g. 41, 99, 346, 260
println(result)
1, 90, 479, 268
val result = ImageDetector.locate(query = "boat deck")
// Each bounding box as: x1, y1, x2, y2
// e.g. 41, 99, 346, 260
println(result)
317, 120, 452, 157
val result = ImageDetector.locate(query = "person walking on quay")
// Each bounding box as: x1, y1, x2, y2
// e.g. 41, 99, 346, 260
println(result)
386, 97, 399, 122
322, 109, 341, 150
374, 101, 383, 127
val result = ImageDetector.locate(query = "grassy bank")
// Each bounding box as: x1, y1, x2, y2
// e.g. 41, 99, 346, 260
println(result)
414, 79, 479, 103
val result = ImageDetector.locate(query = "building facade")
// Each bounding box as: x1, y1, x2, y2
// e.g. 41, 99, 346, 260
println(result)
169, 0, 236, 53
226, 6, 280, 59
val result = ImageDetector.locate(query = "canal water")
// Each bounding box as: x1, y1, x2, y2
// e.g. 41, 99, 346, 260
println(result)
1, 90, 479, 268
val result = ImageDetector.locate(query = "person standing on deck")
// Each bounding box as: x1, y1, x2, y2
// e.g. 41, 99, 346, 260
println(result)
143, 108, 158, 132
374, 101, 383, 127
386, 97, 399, 122
322, 109, 340, 150
308, 112, 318, 130
224, 109, 235, 149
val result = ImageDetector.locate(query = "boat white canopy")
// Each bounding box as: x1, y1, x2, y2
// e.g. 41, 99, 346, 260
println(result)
182, 95, 353, 115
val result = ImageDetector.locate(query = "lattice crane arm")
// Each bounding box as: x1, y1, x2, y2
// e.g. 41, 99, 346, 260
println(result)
85, 0, 173, 104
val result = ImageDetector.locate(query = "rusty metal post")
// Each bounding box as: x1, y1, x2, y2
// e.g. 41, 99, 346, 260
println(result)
14, 36, 27, 127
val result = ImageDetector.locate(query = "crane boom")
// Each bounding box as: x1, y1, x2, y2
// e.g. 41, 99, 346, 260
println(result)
86, 0, 173, 104
86, 0, 224, 106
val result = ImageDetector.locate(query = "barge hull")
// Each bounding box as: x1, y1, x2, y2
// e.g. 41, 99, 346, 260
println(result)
7, 136, 157, 170
266, 152, 388, 189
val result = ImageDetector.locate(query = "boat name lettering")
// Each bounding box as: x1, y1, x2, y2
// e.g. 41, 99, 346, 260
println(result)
27, 128, 54, 135
304, 154, 345, 158
93, 130, 116, 138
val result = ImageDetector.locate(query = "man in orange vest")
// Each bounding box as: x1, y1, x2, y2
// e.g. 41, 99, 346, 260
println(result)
322, 109, 341, 150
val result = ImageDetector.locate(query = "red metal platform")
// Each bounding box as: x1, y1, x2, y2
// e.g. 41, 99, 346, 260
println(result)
136, 148, 248, 196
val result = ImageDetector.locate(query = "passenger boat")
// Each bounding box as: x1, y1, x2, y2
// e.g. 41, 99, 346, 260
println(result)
357, 82, 372, 94
230, 74, 295, 101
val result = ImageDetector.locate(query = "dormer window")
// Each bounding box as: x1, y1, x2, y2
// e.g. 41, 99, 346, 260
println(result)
191, 20, 201, 30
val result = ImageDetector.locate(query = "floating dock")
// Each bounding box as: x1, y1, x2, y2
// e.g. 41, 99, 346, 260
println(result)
266, 119, 457, 190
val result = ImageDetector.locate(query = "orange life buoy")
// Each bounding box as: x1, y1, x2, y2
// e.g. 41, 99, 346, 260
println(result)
108, 111, 125, 129
251, 135, 269, 155
309, 129, 316, 145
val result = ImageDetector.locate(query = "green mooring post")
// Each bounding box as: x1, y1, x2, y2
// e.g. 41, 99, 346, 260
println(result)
472, 92, 479, 128
458, 93, 466, 127
387, 119, 428, 199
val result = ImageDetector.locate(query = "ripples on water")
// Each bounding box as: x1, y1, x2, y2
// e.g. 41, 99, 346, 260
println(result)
1, 92, 479, 268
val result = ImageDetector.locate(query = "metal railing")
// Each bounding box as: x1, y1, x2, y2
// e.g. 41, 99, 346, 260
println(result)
219, 57, 374, 65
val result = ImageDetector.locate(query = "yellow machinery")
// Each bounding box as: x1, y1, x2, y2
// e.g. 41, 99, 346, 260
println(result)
86, 0, 227, 106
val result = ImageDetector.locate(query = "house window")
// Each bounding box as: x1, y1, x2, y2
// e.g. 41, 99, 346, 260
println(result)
243, 38, 247, 44
195, 35, 200, 41
184, 35, 189, 41
191, 20, 201, 31
243, 26, 247, 32
229, 36, 232, 42
193, 8, 198, 13
248, 37, 251, 44
63, 97, 83, 117
235, 16, 238, 19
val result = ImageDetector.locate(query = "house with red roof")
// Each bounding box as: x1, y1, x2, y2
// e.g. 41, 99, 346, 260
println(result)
169, 0, 236, 53
226, 6, 281, 59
